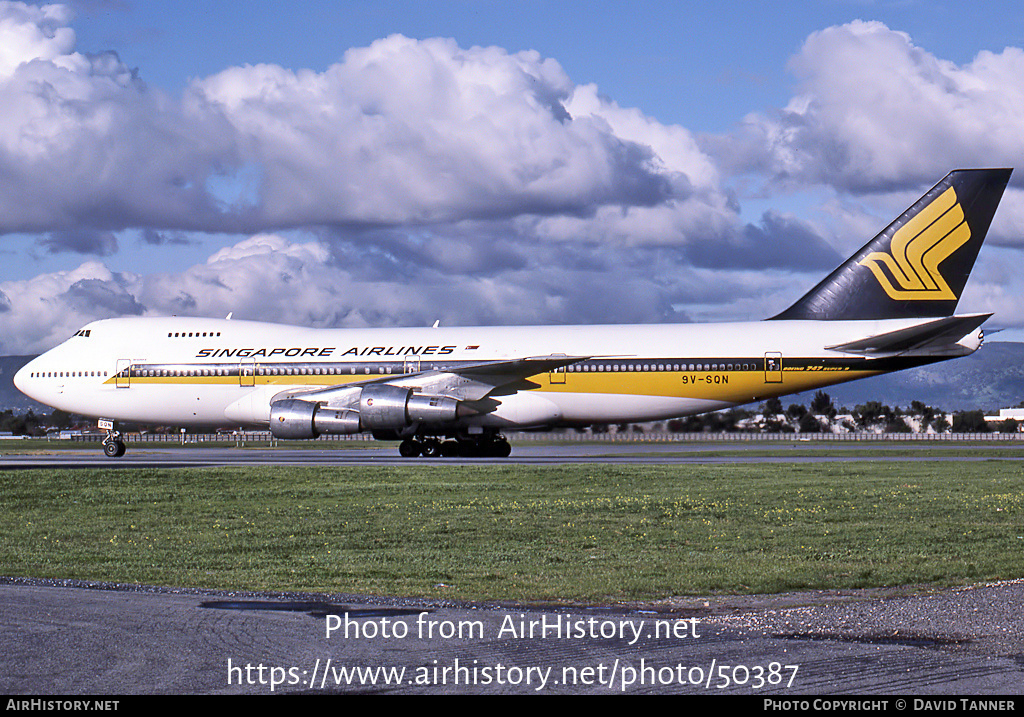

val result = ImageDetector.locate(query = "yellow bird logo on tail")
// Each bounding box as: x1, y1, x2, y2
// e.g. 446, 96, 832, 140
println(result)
858, 186, 970, 301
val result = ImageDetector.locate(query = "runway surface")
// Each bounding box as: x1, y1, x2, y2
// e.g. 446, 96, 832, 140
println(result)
3, 441, 1023, 695
3, 440, 1024, 468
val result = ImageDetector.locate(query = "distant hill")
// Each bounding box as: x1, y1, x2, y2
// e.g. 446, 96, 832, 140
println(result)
798, 341, 1024, 413
1, 342, 1021, 417
0, 355, 46, 413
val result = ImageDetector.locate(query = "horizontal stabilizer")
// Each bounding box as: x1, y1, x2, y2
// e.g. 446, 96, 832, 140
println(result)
826, 314, 991, 355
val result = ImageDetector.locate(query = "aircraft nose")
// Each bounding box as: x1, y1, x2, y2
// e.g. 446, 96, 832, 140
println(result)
13, 357, 41, 401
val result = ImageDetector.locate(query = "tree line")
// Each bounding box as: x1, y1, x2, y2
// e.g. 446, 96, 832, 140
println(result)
0, 410, 191, 437
660, 391, 1009, 434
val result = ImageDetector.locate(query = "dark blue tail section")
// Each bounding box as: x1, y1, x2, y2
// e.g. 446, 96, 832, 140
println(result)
772, 169, 1011, 321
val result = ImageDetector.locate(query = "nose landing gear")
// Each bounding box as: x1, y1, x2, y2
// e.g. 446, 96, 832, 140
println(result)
99, 419, 126, 458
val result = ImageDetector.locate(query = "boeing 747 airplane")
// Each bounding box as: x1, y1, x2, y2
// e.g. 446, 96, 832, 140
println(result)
13, 168, 1012, 458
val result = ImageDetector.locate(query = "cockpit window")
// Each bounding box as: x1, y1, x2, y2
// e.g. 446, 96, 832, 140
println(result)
73, 329, 91, 338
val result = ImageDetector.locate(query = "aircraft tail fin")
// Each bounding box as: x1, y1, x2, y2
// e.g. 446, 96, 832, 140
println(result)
771, 168, 1012, 321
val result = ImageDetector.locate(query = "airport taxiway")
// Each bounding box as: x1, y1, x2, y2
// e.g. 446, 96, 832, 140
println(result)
3, 440, 1024, 469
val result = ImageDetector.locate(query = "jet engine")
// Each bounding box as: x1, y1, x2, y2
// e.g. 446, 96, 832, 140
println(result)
268, 399, 360, 439
269, 384, 461, 439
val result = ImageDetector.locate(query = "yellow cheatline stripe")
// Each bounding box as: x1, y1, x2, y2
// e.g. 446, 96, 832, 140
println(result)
540, 369, 880, 401
108, 367, 883, 402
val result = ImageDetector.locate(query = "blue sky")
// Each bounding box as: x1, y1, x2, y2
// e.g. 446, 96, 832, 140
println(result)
2, 0, 1024, 352
68, 1, 1024, 131
67, 1, 1024, 124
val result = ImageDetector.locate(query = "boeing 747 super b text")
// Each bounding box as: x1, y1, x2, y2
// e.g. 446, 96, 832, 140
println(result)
14, 169, 1013, 458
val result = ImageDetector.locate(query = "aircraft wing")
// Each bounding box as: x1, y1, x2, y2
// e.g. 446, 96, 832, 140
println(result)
273, 354, 588, 405
399, 354, 591, 401
446, 354, 585, 383
825, 313, 991, 355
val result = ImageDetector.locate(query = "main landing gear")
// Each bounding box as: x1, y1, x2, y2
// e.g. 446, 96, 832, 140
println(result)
99, 419, 126, 458
398, 435, 512, 458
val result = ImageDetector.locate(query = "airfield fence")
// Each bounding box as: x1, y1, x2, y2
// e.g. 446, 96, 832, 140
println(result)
60, 430, 1024, 443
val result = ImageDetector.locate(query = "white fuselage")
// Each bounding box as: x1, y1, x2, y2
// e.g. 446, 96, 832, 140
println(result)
13, 315, 981, 432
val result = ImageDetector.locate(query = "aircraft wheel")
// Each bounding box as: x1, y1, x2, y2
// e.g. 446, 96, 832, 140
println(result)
103, 440, 126, 458
398, 439, 420, 458
420, 440, 442, 458
440, 440, 460, 457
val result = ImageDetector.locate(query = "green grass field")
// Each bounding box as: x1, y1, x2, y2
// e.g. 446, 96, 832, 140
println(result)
2, 461, 1022, 603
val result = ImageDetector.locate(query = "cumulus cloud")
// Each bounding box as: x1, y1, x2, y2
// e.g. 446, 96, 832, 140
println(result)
11, 7, 1024, 355
0, 3, 713, 236
704, 20, 1024, 192
0, 2, 75, 76
0, 4, 235, 233
0, 2, 836, 356
0, 2, 850, 287
188, 35, 689, 228
0, 4, 825, 261
0, 234, 717, 353
62, 277, 143, 315
134, 234, 697, 330
0, 261, 139, 353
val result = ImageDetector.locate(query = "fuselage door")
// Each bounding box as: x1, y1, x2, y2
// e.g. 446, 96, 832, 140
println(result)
404, 355, 421, 374
764, 352, 782, 383
549, 354, 568, 385
115, 359, 131, 388
239, 358, 255, 387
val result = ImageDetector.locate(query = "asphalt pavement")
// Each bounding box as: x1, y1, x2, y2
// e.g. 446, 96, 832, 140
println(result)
2, 577, 1023, 695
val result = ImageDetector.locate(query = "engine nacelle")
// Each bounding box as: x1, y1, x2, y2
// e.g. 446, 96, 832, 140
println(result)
270, 399, 360, 439
359, 384, 413, 430
315, 406, 362, 435
407, 393, 460, 423
270, 385, 461, 438
359, 384, 459, 430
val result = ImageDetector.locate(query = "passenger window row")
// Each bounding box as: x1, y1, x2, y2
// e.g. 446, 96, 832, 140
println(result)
567, 362, 757, 372
29, 371, 108, 378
